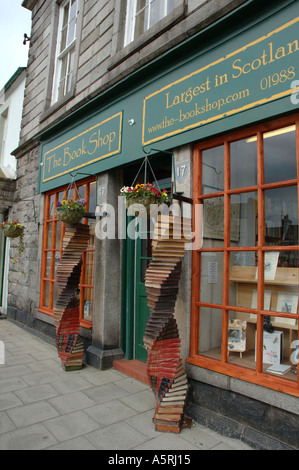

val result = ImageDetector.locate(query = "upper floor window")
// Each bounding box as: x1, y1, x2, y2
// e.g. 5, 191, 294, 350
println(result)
124, 0, 175, 46
51, 0, 80, 104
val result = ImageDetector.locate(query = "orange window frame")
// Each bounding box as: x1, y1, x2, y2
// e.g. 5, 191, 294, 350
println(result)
39, 177, 96, 329
188, 113, 299, 398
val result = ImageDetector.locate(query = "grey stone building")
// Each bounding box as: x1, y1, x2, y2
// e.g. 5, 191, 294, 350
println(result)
0, 67, 27, 316
6, 0, 299, 449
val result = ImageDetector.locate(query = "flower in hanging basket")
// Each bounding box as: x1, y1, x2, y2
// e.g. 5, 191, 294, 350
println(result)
0, 221, 25, 239
55, 199, 86, 224
121, 183, 168, 204
120, 183, 168, 217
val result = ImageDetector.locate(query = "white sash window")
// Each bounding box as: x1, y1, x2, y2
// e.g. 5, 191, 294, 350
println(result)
124, 0, 175, 46
52, 0, 80, 104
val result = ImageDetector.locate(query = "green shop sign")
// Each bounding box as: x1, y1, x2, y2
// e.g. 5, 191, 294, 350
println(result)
39, 2, 299, 192
41, 112, 123, 183
142, 15, 299, 146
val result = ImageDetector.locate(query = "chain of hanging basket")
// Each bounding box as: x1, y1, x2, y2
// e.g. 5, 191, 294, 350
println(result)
131, 155, 161, 190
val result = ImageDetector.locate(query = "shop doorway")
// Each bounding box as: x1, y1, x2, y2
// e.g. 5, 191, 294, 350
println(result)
121, 156, 172, 362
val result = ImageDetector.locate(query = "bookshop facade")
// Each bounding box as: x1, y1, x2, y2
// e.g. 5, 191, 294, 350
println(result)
33, 0, 299, 447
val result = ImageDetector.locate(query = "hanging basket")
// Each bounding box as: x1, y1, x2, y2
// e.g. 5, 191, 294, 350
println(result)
55, 181, 86, 224
1, 223, 25, 239
120, 156, 169, 219
121, 157, 169, 219
126, 197, 160, 218
55, 206, 86, 224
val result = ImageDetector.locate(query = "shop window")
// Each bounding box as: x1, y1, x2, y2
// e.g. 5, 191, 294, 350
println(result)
190, 117, 299, 396
124, 0, 175, 46
51, 0, 81, 105
39, 178, 96, 328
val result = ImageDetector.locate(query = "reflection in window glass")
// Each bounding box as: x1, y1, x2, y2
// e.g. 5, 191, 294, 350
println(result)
49, 195, 55, 219
230, 192, 257, 247
265, 186, 298, 247
203, 196, 224, 248
67, 0, 78, 46
78, 184, 85, 201
53, 282, 59, 308
200, 252, 224, 305
60, 2, 69, 52
198, 307, 223, 359
83, 288, 93, 322
67, 51, 75, 93
202, 145, 224, 194
46, 252, 52, 278
47, 224, 53, 249
84, 251, 95, 286
87, 182, 97, 223
264, 126, 296, 184
231, 138, 257, 189
88, 223, 95, 250
44, 283, 50, 308
126, 0, 175, 46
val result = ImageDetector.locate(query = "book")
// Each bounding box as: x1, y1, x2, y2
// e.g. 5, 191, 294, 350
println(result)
266, 364, 291, 375
54, 223, 90, 370
144, 214, 190, 433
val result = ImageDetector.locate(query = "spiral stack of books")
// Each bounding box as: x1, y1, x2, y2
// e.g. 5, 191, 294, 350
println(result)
144, 214, 191, 433
54, 223, 90, 371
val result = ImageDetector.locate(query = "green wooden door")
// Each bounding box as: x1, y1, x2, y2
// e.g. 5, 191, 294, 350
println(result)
134, 227, 152, 362
121, 157, 172, 362
121, 217, 152, 363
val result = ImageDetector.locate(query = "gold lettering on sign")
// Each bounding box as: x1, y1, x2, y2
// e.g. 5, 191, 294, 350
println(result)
232, 40, 299, 78
143, 16, 299, 146
43, 112, 122, 183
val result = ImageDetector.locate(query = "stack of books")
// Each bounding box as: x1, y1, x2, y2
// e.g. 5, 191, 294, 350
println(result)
144, 214, 191, 432
54, 223, 90, 371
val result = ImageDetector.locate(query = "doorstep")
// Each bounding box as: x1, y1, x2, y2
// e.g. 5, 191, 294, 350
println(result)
113, 359, 149, 385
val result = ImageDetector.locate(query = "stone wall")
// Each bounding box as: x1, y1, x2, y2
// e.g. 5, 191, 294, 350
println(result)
186, 379, 299, 450
7, 142, 42, 320
0, 179, 15, 211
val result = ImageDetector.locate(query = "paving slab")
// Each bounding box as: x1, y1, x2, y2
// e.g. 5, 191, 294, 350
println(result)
0, 319, 255, 451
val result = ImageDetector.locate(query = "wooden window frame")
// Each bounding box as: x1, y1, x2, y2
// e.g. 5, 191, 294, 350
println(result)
188, 112, 299, 398
39, 176, 96, 329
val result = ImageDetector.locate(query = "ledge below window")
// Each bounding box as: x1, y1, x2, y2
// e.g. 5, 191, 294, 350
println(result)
37, 307, 92, 330
39, 87, 76, 125
107, 4, 186, 72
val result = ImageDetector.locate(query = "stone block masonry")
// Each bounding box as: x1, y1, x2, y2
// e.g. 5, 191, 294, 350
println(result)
7, 143, 42, 322
186, 379, 299, 450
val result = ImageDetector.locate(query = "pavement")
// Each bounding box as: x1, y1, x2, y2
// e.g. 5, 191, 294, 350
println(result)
0, 319, 254, 451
